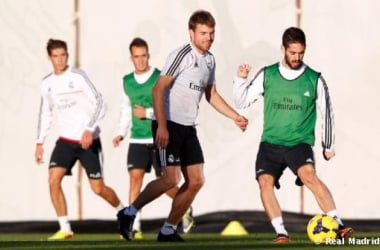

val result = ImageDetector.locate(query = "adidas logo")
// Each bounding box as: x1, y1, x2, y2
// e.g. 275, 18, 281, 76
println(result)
256, 168, 265, 174
306, 158, 314, 163
304, 91, 310, 97
89, 172, 102, 178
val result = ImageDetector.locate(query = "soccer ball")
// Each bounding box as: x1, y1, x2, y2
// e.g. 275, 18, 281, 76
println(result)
307, 214, 339, 244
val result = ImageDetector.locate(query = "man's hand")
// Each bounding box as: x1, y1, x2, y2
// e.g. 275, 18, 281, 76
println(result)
133, 105, 146, 119
234, 115, 249, 132
237, 64, 251, 79
323, 149, 335, 161
80, 130, 93, 149
35, 144, 44, 164
112, 135, 123, 147
155, 126, 169, 148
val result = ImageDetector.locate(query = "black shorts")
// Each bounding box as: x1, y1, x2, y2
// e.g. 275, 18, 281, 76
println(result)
127, 143, 162, 176
49, 138, 104, 179
255, 142, 315, 188
152, 120, 204, 168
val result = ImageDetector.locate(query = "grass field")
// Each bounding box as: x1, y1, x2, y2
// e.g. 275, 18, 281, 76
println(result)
0, 232, 379, 250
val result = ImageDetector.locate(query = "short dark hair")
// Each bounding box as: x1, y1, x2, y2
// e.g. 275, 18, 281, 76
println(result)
282, 27, 306, 48
46, 39, 67, 56
188, 10, 215, 31
129, 37, 149, 54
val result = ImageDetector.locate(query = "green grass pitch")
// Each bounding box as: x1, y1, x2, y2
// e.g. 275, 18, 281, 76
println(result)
0, 232, 379, 250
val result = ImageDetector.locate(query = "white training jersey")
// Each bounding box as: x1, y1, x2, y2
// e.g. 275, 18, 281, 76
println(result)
160, 43, 216, 126
233, 61, 335, 150
36, 66, 106, 143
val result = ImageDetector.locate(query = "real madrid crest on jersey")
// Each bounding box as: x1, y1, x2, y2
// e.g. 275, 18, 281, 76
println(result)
205, 55, 213, 69
68, 81, 74, 89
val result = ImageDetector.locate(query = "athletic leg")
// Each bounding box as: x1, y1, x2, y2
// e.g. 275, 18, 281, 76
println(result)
128, 168, 145, 233
297, 164, 336, 212
88, 178, 122, 208
257, 173, 289, 243
133, 166, 182, 209
49, 167, 68, 217
257, 174, 281, 220
48, 166, 74, 240
128, 169, 145, 204
156, 163, 203, 242
81, 139, 123, 210
166, 163, 204, 225
298, 164, 354, 238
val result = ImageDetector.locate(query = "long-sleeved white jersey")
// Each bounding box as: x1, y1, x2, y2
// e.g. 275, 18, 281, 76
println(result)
36, 66, 106, 144
233, 61, 335, 150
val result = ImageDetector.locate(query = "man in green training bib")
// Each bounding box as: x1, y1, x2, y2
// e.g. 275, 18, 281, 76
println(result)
233, 27, 353, 244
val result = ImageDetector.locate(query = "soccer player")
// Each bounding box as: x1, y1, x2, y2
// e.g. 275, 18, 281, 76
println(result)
112, 37, 195, 239
117, 10, 248, 242
35, 39, 124, 240
233, 27, 353, 243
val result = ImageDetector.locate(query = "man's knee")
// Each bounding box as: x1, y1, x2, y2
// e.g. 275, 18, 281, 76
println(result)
257, 174, 275, 190
298, 166, 319, 187
161, 174, 181, 189
48, 176, 61, 188
130, 176, 143, 187
90, 179, 106, 195
129, 169, 145, 184
161, 167, 183, 188
48, 168, 66, 188
300, 173, 320, 187
187, 176, 205, 191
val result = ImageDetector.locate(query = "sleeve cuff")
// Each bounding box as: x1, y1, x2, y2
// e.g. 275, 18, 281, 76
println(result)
145, 108, 154, 119
233, 76, 248, 85
324, 147, 335, 152
85, 126, 96, 132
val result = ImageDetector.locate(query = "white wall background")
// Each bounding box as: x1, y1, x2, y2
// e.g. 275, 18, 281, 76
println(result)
0, 0, 379, 221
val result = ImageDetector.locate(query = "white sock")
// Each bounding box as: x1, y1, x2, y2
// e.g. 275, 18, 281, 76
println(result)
326, 210, 343, 226
115, 202, 124, 212
58, 216, 71, 232
133, 212, 141, 231
123, 205, 138, 216
271, 216, 288, 236
160, 222, 177, 235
